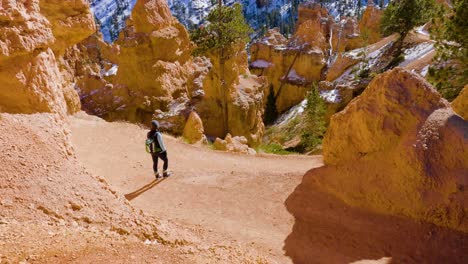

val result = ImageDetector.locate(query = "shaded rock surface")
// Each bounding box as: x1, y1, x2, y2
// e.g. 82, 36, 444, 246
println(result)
314, 68, 468, 232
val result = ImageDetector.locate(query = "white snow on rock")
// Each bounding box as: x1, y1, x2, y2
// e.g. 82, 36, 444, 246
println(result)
399, 42, 434, 67
275, 99, 307, 126
250, 59, 272, 68
420, 65, 430, 77
102, 64, 119, 77
320, 89, 341, 103
415, 23, 430, 37
286, 69, 306, 83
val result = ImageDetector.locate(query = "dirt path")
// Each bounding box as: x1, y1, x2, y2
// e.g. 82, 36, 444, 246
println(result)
69, 114, 468, 263
69, 113, 319, 263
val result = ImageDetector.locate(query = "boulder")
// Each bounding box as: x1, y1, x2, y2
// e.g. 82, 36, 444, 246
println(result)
182, 112, 204, 144
314, 68, 468, 232
213, 134, 257, 155
452, 85, 468, 120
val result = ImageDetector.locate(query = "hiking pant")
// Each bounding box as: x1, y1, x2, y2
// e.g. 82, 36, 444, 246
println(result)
152, 151, 168, 172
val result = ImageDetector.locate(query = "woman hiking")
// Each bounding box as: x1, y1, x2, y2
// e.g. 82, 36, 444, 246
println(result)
147, 120, 170, 179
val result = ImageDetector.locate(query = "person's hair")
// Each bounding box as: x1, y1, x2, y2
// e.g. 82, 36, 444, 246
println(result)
151, 120, 159, 131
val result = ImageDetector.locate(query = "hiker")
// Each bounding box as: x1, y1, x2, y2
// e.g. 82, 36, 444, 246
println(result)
146, 120, 170, 179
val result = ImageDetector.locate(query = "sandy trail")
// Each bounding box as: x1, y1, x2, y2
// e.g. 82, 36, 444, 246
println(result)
69, 114, 468, 263
69, 113, 318, 263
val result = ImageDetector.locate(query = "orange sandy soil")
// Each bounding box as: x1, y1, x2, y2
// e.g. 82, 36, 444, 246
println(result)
53, 113, 466, 263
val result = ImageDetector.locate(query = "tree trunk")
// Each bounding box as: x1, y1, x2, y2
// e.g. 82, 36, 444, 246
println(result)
220, 49, 228, 137
218, 0, 222, 7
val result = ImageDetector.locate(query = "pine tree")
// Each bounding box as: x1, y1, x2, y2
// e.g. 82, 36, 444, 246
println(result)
190, 3, 252, 135
381, 0, 435, 53
357, 0, 362, 19
301, 84, 326, 151
429, 0, 467, 100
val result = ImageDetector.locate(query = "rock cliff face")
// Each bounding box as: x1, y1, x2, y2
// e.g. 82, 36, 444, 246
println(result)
111, 0, 193, 122
197, 43, 266, 146
249, 2, 367, 114
0, 0, 95, 116
73, 0, 200, 127
357, 2, 383, 46
314, 68, 468, 232
250, 26, 326, 113
69, 0, 266, 144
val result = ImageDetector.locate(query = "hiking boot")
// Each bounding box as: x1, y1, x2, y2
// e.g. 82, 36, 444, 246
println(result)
154, 172, 161, 179
163, 171, 171, 177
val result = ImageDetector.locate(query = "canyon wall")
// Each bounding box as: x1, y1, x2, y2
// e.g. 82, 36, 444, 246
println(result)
0, 0, 95, 116
197, 43, 267, 146
249, 2, 368, 114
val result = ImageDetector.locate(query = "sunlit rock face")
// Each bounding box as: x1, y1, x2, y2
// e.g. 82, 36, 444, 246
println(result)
72, 0, 197, 125
249, 3, 330, 114
314, 68, 468, 232
196, 43, 267, 146
0, 0, 95, 115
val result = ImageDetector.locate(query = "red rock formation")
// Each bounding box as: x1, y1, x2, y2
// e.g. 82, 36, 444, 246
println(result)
250, 27, 326, 113
314, 68, 468, 232
358, 3, 383, 46
197, 43, 267, 146
0, 0, 95, 115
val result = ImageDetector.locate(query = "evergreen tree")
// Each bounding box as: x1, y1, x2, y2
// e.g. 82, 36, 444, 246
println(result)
190, 3, 252, 135
356, 0, 362, 19
429, 0, 467, 100
264, 85, 279, 125
381, 0, 435, 47
301, 84, 326, 151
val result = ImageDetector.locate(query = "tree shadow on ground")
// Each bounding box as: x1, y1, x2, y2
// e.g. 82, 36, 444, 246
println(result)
284, 167, 468, 264
124, 178, 167, 201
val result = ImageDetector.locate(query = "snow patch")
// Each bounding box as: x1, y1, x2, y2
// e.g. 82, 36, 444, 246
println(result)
250, 59, 272, 68
102, 64, 119, 77
399, 42, 434, 67
415, 23, 430, 37
275, 99, 307, 126
286, 69, 306, 83
320, 89, 341, 104
420, 65, 430, 77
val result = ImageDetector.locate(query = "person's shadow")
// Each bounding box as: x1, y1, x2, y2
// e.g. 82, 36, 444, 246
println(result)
124, 178, 167, 201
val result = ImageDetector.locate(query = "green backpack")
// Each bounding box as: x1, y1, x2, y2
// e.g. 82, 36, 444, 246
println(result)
145, 134, 162, 154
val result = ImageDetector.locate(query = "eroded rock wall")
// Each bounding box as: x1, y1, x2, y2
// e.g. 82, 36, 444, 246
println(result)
0, 0, 95, 116
197, 43, 266, 146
